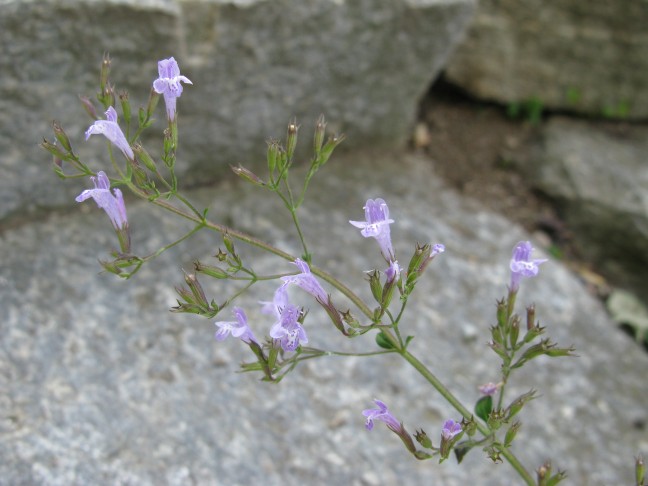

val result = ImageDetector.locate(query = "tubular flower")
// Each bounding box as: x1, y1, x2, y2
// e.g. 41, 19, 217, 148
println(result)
509, 241, 548, 292
349, 198, 395, 261
85, 106, 134, 160
153, 57, 193, 121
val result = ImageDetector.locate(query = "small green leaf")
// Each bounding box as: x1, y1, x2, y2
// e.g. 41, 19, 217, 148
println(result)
375, 331, 394, 349
475, 395, 493, 422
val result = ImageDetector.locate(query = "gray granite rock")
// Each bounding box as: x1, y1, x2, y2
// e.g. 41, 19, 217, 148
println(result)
524, 116, 648, 301
1, 0, 475, 220
444, 0, 648, 119
1, 149, 646, 485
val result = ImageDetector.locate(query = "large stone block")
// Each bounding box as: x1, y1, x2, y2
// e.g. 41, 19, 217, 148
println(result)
0, 0, 475, 221
444, 0, 648, 119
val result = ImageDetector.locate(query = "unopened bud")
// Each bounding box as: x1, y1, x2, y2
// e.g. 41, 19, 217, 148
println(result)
509, 315, 520, 347
146, 87, 160, 119
79, 95, 98, 120
132, 143, 157, 172
317, 133, 345, 166
223, 233, 235, 255
496, 298, 508, 329
40, 139, 68, 161
266, 139, 280, 173
231, 164, 265, 186
286, 120, 299, 162
506, 389, 536, 419
100, 53, 111, 94
637, 455, 645, 486
313, 114, 326, 154
194, 261, 229, 279
504, 421, 521, 446
406, 243, 430, 283
367, 270, 382, 304
414, 429, 432, 449
51, 121, 72, 152
184, 272, 208, 308
526, 303, 536, 331
118, 90, 131, 124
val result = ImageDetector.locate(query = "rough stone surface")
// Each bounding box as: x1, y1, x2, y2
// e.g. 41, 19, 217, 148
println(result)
1, 150, 646, 485
0, 0, 475, 221
524, 116, 648, 301
444, 0, 648, 119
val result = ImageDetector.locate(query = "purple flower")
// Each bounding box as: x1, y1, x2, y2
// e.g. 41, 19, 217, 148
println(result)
269, 303, 308, 351
76, 171, 128, 230
153, 57, 193, 121
349, 198, 395, 261
441, 419, 462, 440
385, 260, 402, 284
214, 307, 258, 344
478, 382, 500, 396
509, 241, 548, 292
280, 259, 328, 303
362, 399, 401, 432
85, 106, 134, 160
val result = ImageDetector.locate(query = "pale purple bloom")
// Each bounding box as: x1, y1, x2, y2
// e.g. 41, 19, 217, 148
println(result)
362, 399, 401, 432
153, 57, 193, 121
385, 260, 402, 284
85, 106, 134, 160
441, 419, 462, 440
260, 285, 288, 319
214, 307, 258, 344
431, 243, 445, 257
509, 241, 548, 292
76, 171, 128, 230
280, 259, 328, 303
350, 198, 395, 261
478, 382, 500, 396
269, 303, 308, 351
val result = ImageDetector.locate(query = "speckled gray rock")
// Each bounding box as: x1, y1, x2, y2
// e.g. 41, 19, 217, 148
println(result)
0, 0, 475, 220
1, 150, 646, 485
444, 0, 648, 119
525, 116, 648, 301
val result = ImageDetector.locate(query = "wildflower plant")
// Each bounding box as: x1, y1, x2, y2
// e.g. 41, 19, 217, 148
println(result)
44, 55, 605, 486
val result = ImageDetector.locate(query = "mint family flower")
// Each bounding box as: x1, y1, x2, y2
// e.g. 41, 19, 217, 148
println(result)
214, 307, 258, 344
385, 260, 402, 284
509, 241, 548, 292
85, 106, 134, 160
280, 258, 328, 303
441, 419, 462, 440
76, 171, 128, 230
363, 399, 401, 432
478, 382, 500, 396
269, 303, 308, 351
153, 57, 193, 121
349, 198, 395, 262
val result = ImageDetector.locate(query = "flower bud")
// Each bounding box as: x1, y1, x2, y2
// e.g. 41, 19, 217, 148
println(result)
525, 303, 536, 330
414, 429, 433, 449
230, 164, 265, 186
504, 421, 521, 446
341, 310, 360, 328
636, 455, 645, 486
132, 143, 157, 172
367, 270, 382, 304
505, 389, 536, 419
51, 121, 72, 153
40, 139, 69, 161
509, 315, 520, 347
523, 323, 545, 344
266, 139, 280, 173
146, 87, 160, 119
194, 261, 229, 279
184, 272, 208, 308
313, 114, 326, 155
285, 120, 299, 163
79, 95, 98, 120
223, 233, 235, 255
496, 298, 508, 329
100, 53, 111, 95
317, 133, 345, 166
118, 90, 131, 124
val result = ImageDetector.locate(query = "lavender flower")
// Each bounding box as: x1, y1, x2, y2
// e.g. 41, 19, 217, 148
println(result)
441, 419, 462, 440
152, 57, 193, 121
509, 241, 548, 292
280, 259, 328, 303
362, 399, 401, 432
214, 307, 258, 344
385, 260, 402, 284
85, 106, 134, 160
478, 382, 500, 396
269, 303, 308, 351
349, 198, 395, 261
76, 171, 128, 231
